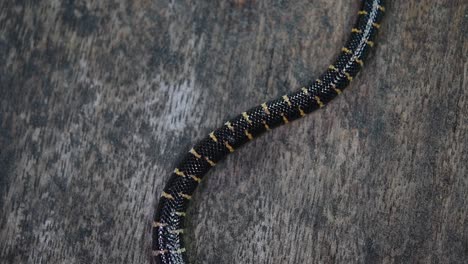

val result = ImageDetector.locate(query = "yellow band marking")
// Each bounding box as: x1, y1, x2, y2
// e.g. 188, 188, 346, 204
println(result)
225, 121, 234, 131
242, 112, 252, 124
174, 168, 185, 177
281, 113, 289, 124
261, 103, 270, 115
344, 72, 353, 81
366, 40, 375, 47
170, 229, 185, 235
179, 193, 192, 200
316, 79, 322, 84
244, 130, 253, 140
358, 10, 368, 15
205, 157, 216, 167
153, 250, 168, 256
209, 132, 218, 143
351, 28, 362, 33
153, 221, 168, 228
171, 248, 187, 254
355, 58, 364, 67
262, 120, 271, 130
378, 5, 385, 12
372, 23, 381, 29
224, 141, 234, 152
332, 83, 342, 95
175, 212, 186, 217
190, 175, 202, 183
301, 87, 309, 95
162, 192, 174, 200
342, 47, 352, 54
314, 96, 324, 108
329, 65, 338, 71
298, 107, 305, 117
189, 148, 201, 159
282, 95, 292, 106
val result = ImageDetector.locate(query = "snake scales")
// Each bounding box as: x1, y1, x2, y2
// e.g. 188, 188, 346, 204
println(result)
152, 1, 385, 263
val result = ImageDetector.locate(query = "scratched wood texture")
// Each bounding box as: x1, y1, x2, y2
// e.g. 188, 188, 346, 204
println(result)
1, 0, 467, 263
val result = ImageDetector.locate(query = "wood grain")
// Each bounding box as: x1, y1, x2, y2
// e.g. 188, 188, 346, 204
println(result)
1, 0, 467, 263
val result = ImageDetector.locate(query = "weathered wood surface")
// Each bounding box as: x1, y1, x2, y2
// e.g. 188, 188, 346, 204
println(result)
1, 0, 467, 263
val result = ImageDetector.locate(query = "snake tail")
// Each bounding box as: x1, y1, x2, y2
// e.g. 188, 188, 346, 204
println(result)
152, 0, 385, 263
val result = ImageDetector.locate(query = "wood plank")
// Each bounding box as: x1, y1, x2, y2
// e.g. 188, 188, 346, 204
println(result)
0, 0, 466, 263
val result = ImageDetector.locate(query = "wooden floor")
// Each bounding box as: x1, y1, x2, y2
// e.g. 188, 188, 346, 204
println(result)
1, 1, 467, 263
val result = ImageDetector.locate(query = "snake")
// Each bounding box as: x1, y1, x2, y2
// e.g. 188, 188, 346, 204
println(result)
152, 0, 385, 263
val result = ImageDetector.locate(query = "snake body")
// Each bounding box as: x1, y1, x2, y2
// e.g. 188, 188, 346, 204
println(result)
152, 1, 385, 263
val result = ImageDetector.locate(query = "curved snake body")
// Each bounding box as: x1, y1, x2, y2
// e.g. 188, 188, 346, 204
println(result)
152, 1, 385, 263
